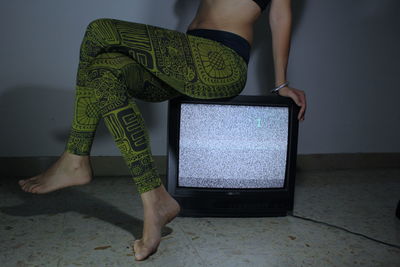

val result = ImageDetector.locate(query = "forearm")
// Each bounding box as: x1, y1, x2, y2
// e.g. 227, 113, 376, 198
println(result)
269, 0, 292, 86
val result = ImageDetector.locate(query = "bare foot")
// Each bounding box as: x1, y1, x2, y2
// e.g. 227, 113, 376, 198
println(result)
133, 185, 181, 261
18, 151, 92, 194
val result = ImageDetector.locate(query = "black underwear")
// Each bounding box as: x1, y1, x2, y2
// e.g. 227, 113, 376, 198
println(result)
186, 29, 250, 64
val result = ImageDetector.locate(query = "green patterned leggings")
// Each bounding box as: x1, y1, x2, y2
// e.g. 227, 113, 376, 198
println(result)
65, 18, 247, 194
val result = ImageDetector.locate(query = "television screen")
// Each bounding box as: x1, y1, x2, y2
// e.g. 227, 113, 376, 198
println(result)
178, 103, 289, 189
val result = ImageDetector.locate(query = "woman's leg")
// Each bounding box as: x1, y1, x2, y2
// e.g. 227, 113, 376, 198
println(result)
20, 52, 181, 194
75, 18, 247, 99
18, 22, 109, 192
18, 53, 104, 192
85, 52, 181, 193
17, 57, 97, 193
20, 52, 181, 261
83, 53, 181, 261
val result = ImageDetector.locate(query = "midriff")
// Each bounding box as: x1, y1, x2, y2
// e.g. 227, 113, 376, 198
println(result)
187, 0, 262, 45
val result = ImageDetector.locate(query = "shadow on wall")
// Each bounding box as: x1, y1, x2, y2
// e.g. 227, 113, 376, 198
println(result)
174, 0, 199, 31
252, 0, 306, 95
0, 86, 161, 156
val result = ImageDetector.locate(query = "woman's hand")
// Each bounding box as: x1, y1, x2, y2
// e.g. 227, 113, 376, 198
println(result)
277, 86, 306, 121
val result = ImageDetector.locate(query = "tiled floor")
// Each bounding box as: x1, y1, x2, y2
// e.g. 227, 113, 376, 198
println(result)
1, 169, 399, 267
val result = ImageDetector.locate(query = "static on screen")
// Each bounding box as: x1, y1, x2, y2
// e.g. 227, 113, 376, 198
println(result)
178, 103, 289, 189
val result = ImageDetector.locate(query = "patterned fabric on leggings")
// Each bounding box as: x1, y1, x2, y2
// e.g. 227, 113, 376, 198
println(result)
65, 18, 248, 194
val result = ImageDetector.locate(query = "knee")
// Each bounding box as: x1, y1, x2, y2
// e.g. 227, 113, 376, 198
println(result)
90, 69, 127, 102
85, 18, 114, 33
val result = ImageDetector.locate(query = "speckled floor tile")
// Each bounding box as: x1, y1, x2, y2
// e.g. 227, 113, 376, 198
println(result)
177, 215, 399, 267
0, 177, 204, 266
0, 212, 65, 266
1, 169, 399, 267
293, 169, 400, 245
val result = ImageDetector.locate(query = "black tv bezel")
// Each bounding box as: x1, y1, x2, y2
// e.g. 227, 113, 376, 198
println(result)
166, 95, 299, 217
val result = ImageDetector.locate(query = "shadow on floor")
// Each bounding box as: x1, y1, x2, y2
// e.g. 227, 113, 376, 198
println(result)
0, 180, 173, 238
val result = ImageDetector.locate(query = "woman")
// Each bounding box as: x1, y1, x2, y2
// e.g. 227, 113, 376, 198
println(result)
18, 0, 306, 261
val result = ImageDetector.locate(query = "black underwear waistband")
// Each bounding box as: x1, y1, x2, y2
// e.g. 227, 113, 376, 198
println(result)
186, 29, 250, 64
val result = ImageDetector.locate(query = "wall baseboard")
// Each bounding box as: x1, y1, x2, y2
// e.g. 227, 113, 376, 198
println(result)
1, 153, 399, 178
296, 153, 400, 171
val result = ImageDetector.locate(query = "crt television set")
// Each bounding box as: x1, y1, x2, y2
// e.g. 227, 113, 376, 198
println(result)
166, 95, 299, 217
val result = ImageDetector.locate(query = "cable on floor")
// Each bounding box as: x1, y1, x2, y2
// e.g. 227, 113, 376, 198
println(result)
287, 213, 400, 250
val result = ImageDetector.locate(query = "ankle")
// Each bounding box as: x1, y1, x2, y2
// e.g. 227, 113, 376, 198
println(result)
62, 151, 89, 160
141, 186, 167, 205
61, 151, 90, 167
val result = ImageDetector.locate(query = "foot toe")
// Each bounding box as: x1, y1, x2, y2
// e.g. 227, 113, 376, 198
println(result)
30, 185, 41, 194
133, 240, 146, 261
134, 250, 152, 261
133, 239, 157, 261
21, 182, 30, 192
133, 239, 140, 252
23, 181, 38, 193
19, 177, 35, 187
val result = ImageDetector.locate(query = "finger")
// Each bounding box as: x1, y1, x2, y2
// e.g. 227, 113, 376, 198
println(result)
298, 104, 305, 120
282, 89, 306, 121
295, 93, 306, 120
295, 90, 306, 119
301, 91, 307, 111
287, 92, 304, 120
288, 91, 301, 106
298, 93, 307, 120
288, 91, 302, 107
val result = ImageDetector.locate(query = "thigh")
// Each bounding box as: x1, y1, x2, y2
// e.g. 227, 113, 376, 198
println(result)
83, 19, 247, 99
87, 52, 183, 102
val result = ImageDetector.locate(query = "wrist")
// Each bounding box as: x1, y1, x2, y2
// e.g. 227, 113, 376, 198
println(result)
275, 80, 287, 87
271, 81, 289, 94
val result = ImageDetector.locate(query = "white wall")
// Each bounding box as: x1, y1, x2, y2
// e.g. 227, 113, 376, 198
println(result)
0, 0, 399, 157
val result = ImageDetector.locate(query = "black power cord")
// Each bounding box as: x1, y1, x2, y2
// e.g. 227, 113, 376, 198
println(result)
287, 212, 400, 250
